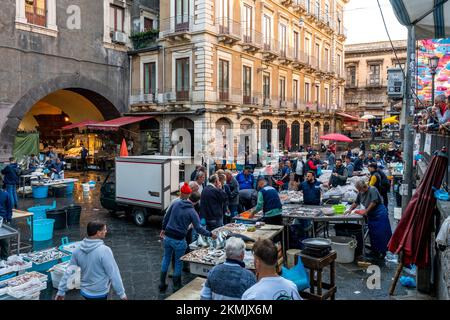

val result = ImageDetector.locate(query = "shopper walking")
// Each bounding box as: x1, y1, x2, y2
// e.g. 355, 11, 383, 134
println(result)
200, 175, 228, 231
56, 221, 127, 300
0, 186, 12, 260
1, 157, 19, 209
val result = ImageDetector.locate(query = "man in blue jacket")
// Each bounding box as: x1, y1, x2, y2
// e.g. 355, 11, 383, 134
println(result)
1, 157, 19, 209
160, 191, 215, 292
250, 177, 283, 225
298, 171, 322, 205
0, 186, 12, 259
236, 166, 254, 190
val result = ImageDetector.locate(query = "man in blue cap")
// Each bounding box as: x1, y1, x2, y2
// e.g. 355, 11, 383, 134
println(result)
249, 177, 283, 225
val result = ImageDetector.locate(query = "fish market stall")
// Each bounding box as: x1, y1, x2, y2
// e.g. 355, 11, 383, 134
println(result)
0, 271, 48, 300
22, 247, 71, 273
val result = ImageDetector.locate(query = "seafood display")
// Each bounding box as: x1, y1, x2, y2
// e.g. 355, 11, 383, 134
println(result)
279, 191, 303, 204
0, 256, 32, 276
282, 207, 323, 218
181, 248, 226, 266
195, 230, 229, 250
22, 248, 70, 265
214, 223, 248, 235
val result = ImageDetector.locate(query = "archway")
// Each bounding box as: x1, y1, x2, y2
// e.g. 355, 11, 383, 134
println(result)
303, 121, 311, 146
324, 122, 330, 135
1, 75, 124, 159
240, 119, 254, 165
171, 117, 194, 157
216, 118, 233, 162
277, 120, 288, 150
140, 118, 160, 155
260, 119, 273, 152
291, 121, 300, 151
314, 122, 321, 145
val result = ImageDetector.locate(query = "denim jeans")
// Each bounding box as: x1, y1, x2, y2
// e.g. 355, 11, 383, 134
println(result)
161, 236, 187, 277
6, 184, 18, 209
228, 204, 238, 217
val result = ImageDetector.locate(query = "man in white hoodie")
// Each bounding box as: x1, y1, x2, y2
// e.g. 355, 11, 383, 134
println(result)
55, 221, 127, 300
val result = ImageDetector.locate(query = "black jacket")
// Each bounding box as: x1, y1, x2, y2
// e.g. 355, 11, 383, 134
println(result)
200, 185, 228, 223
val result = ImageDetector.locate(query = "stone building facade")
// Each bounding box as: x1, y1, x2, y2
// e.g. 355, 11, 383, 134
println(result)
344, 40, 407, 121
128, 0, 349, 161
0, 0, 144, 160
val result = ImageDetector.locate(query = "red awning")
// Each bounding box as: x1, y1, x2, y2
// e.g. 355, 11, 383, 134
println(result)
336, 112, 368, 123
61, 120, 98, 131
87, 116, 153, 131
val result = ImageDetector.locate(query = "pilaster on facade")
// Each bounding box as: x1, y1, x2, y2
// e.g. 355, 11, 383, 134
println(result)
193, 40, 215, 101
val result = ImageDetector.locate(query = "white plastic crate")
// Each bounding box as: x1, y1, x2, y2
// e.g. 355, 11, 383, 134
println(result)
188, 262, 213, 277
50, 263, 80, 290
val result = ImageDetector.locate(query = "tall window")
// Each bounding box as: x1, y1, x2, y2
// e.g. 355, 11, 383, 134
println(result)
293, 31, 299, 59
305, 82, 310, 102
110, 5, 125, 32
315, 0, 320, 16
293, 79, 299, 108
176, 0, 189, 31
176, 58, 190, 100
325, 87, 329, 109
315, 84, 320, 105
325, 2, 330, 23
263, 73, 270, 101
25, 0, 46, 27
243, 5, 253, 42
263, 15, 271, 50
369, 64, 381, 85
243, 66, 252, 104
347, 66, 356, 86
218, 59, 230, 101
279, 24, 287, 56
306, 0, 311, 13
337, 53, 341, 74
324, 48, 329, 70
219, 0, 230, 32
315, 43, 320, 67
337, 87, 341, 107
144, 62, 156, 95
279, 77, 286, 105
305, 37, 310, 63
144, 17, 153, 31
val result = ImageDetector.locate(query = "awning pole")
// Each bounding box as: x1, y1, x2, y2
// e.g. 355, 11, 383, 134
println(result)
401, 25, 416, 211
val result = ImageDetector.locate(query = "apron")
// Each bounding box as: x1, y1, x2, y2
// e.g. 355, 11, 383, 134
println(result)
367, 204, 392, 254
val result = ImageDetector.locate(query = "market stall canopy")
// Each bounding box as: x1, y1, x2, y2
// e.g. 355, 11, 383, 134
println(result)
319, 133, 353, 143
382, 116, 400, 124
336, 112, 368, 123
87, 116, 153, 131
390, 0, 450, 39
61, 120, 98, 131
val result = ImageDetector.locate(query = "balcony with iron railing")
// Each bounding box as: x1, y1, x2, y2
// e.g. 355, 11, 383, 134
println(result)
278, 44, 294, 64
292, 51, 310, 69
280, 0, 294, 7
130, 89, 159, 105
345, 80, 358, 89
25, 6, 46, 27
262, 39, 280, 60
240, 28, 263, 52
337, 26, 348, 40
292, 0, 307, 14
366, 77, 384, 88
216, 18, 241, 44
160, 16, 193, 40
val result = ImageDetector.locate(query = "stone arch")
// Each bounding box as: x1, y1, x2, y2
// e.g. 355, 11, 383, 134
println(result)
324, 122, 330, 135
303, 121, 311, 146
1, 74, 125, 157
277, 120, 288, 150
314, 121, 321, 145
291, 121, 300, 151
171, 117, 195, 157
260, 119, 273, 152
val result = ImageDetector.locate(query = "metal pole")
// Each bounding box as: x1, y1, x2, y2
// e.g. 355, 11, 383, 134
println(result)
431, 72, 436, 106
401, 25, 416, 210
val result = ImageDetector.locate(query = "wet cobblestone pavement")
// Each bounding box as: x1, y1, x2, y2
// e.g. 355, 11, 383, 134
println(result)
11, 171, 417, 300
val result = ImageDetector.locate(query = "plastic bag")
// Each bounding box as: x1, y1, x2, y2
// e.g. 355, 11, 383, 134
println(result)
281, 257, 310, 291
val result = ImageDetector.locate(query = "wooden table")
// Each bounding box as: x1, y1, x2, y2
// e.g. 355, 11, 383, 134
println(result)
296, 250, 337, 300
165, 277, 206, 300
11, 210, 33, 252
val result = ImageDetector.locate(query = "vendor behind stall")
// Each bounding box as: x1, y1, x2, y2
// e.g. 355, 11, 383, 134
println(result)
346, 180, 392, 259
0, 186, 12, 259
249, 177, 283, 225
298, 171, 322, 205
329, 159, 348, 187
49, 157, 64, 180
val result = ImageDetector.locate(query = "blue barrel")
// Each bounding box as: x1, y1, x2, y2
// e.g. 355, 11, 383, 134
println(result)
32, 185, 49, 199
33, 219, 55, 242
27, 201, 57, 221
65, 182, 75, 195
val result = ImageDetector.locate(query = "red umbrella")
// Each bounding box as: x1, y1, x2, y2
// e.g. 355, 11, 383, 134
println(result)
284, 127, 291, 151
319, 133, 353, 143
388, 148, 448, 267
120, 138, 129, 157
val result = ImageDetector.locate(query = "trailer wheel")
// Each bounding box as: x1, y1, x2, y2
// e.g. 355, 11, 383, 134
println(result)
132, 207, 147, 227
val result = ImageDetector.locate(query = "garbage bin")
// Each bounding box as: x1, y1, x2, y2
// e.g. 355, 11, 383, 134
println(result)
334, 223, 364, 257
46, 209, 67, 230
52, 185, 67, 198
66, 205, 82, 226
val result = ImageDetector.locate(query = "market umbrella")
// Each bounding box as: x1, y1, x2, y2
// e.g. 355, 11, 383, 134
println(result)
388, 148, 448, 294
319, 133, 353, 143
382, 116, 399, 124
361, 115, 376, 120
120, 138, 129, 157
284, 127, 291, 151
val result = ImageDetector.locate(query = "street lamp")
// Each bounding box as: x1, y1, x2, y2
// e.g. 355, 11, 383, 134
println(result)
428, 56, 440, 106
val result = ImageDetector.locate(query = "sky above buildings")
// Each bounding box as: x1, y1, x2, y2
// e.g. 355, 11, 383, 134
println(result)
344, 0, 407, 44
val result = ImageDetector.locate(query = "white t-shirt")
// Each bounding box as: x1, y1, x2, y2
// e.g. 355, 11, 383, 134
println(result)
241, 277, 302, 300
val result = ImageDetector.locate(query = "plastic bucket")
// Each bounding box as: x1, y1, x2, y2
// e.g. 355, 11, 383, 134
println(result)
46, 209, 67, 230
28, 202, 57, 221
330, 236, 357, 263
52, 185, 67, 198
334, 223, 364, 257
66, 205, 81, 226
82, 183, 90, 192
32, 185, 49, 199
65, 182, 75, 195
33, 219, 55, 242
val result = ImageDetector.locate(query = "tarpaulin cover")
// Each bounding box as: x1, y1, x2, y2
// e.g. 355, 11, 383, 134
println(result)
13, 132, 39, 161
87, 116, 152, 131
388, 150, 448, 267
61, 120, 98, 131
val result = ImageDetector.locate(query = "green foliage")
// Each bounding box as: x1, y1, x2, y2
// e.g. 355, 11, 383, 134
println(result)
130, 29, 159, 49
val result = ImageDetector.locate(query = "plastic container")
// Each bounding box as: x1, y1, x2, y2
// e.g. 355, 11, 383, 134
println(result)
33, 219, 55, 242
32, 185, 49, 199
332, 204, 346, 215
334, 223, 364, 257
50, 263, 81, 290
27, 201, 57, 221
82, 183, 90, 192
45, 209, 67, 230
58, 237, 81, 262
66, 205, 81, 226
330, 236, 357, 263
65, 182, 75, 195
52, 185, 67, 198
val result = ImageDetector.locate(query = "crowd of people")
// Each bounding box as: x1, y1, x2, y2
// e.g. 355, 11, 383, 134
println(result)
415, 94, 450, 134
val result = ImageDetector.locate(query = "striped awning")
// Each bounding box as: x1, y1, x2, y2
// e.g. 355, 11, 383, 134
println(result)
390, 0, 450, 39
